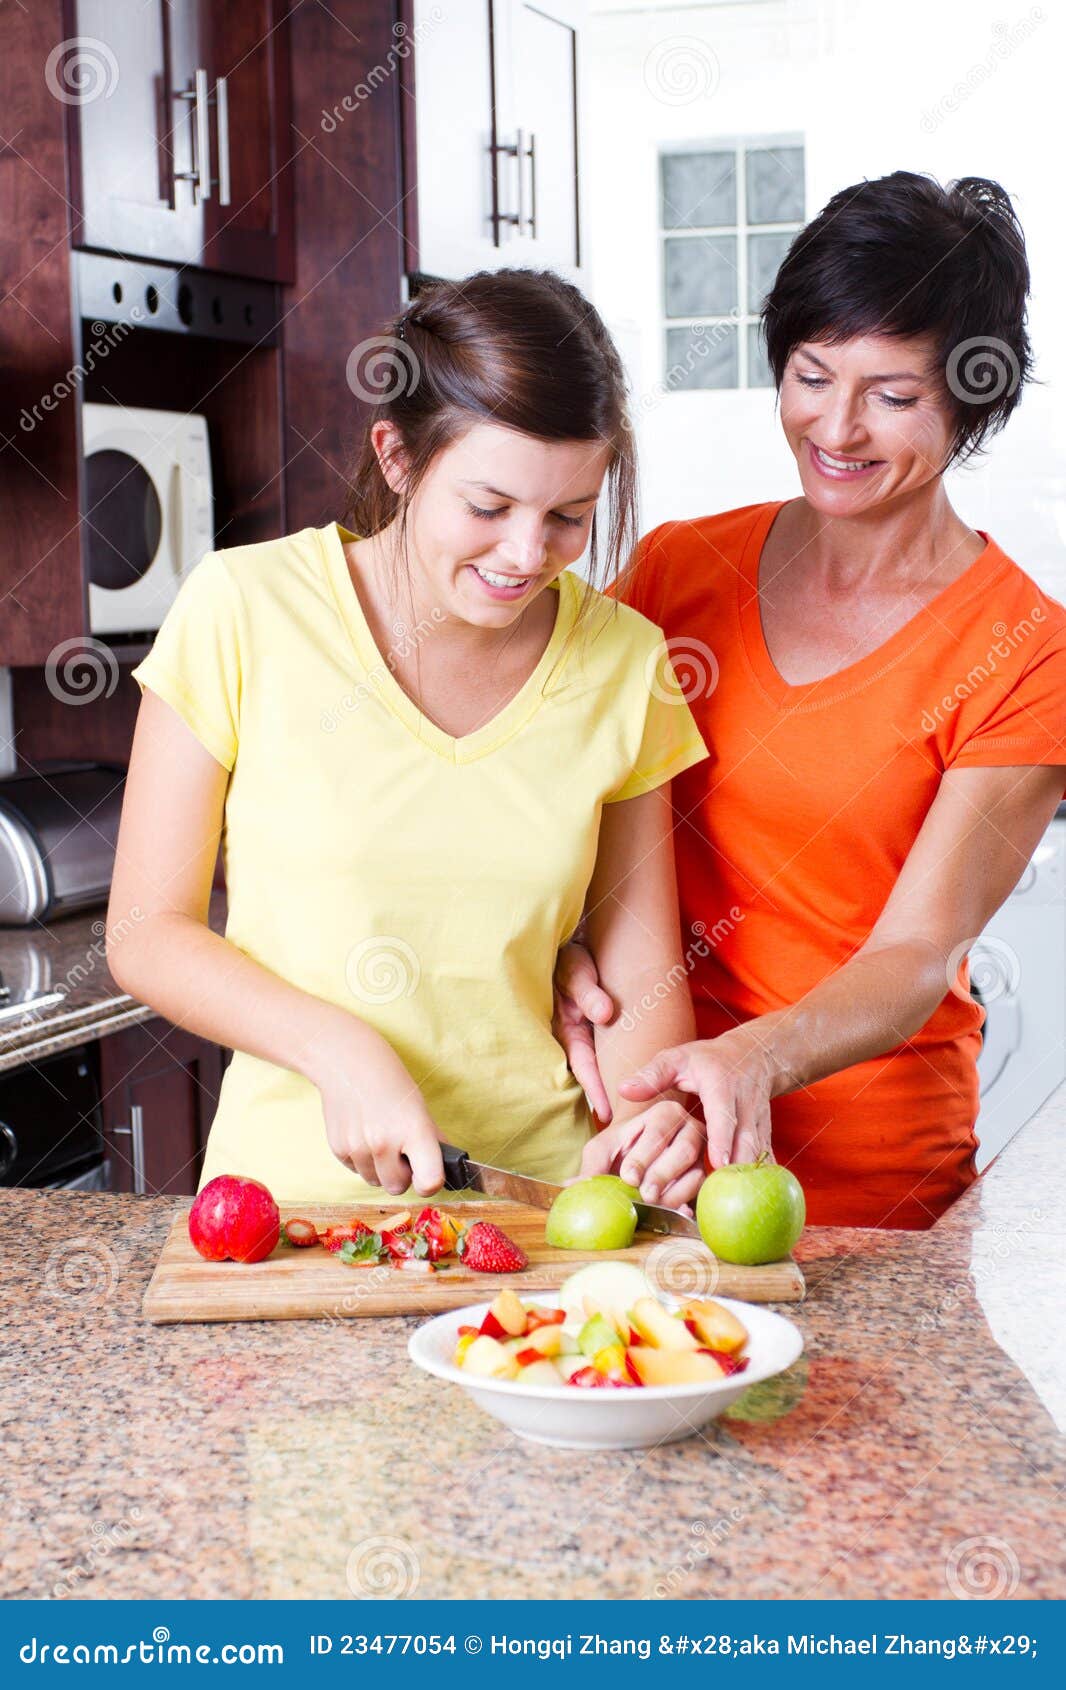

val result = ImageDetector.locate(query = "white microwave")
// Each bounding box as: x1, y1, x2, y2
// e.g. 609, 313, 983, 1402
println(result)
82, 402, 214, 637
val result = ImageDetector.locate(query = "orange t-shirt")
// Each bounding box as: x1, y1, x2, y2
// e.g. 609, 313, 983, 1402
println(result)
615, 501, 1066, 1229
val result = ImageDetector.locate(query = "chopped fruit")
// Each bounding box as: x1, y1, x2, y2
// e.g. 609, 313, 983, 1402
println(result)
680, 1299, 749, 1355
521, 1324, 563, 1358
454, 1331, 478, 1365
525, 1305, 566, 1330
457, 1221, 528, 1274
557, 1262, 655, 1329
282, 1218, 319, 1248
460, 1335, 520, 1379
379, 1210, 412, 1233
568, 1366, 608, 1389
319, 1221, 373, 1253
699, 1347, 750, 1376
382, 1227, 417, 1261
556, 1355, 589, 1382
626, 1348, 726, 1386
577, 1313, 622, 1359
514, 1347, 544, 1367
517, 1359, 565, 1387
629, 1296, 700, 1351
488, 1288, 529, 1335
478, 1309, 508, 1340
592, 1344, 628, 1380
414, 1206, 461, 1261
338, 1231, 384, 1266
396, 1257, 435, 1273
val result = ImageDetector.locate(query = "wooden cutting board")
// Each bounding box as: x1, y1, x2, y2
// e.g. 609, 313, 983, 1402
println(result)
142, 1200, 805, 1324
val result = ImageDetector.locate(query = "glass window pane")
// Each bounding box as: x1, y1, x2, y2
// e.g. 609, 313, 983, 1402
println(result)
745, 146, 805, 224
747, 229, 794, 313
747, 323, 773, 388
661, 151, 736, 230
664, 235, 737, 317
665, 324, 738, 391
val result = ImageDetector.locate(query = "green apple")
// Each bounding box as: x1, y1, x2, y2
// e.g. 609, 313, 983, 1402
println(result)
583, 1173, 642, 1204
696, 1159, 805, 1265
545, 1179, 638, 1251
577, 1313, 622, 1358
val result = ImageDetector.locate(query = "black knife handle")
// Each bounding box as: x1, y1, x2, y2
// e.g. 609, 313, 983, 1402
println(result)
439, 1141, 473, 1192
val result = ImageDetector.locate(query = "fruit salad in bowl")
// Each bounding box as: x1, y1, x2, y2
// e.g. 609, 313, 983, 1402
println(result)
407, 1262, 804, 1449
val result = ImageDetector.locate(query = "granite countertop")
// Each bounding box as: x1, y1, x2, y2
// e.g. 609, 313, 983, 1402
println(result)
1, 1082, 1063, 1602
0, 892, 228, 1074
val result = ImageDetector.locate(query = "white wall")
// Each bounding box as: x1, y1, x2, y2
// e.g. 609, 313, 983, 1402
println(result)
584, 0, 1066, 602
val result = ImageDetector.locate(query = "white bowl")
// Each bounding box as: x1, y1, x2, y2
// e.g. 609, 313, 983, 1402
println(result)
407, 1293, 804, 1449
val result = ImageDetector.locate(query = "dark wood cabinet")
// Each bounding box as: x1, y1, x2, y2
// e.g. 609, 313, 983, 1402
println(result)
99, 1019, 225, 1196
67, 0, 295, 281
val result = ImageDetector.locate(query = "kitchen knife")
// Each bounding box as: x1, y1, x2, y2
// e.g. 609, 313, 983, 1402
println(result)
439, 1142, 701, 1239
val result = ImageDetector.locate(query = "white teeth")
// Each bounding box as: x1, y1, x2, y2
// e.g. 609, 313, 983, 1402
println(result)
475, 567, 531, 588
815, 446, 875, 471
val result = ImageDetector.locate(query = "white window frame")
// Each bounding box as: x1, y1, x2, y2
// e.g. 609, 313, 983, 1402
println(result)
660, 134, 806, 391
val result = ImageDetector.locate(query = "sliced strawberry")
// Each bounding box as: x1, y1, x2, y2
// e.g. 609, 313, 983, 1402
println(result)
514, 1347, 543, 1367
569, 1366, 607, 1389
457, 1221, 528, 1274
283, 1218, 319, 1248
698, 1347, 749, 1376
525, 1306, 566, 1330
479, 1310, 507, 1339
457, 1324, 480, 1336
624, 1351, 644, 1386
319, 1221, 372, 1254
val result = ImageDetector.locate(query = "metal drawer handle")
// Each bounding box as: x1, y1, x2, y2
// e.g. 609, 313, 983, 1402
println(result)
111, 1104, 146, 1194
174, 68, 212, 202
216, 75, 231, 206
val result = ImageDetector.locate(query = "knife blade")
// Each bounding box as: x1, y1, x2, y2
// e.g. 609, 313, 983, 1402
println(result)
439, 1142, 701, 1238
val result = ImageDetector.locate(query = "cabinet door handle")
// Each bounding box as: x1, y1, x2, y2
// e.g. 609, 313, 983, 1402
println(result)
174, 68, 212, 202
112, 1104, 146, 1194
526, 131, 537, 239
216, 75, 231, 206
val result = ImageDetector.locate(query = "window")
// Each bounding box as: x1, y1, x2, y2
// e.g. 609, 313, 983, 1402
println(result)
660, 140, 805, 391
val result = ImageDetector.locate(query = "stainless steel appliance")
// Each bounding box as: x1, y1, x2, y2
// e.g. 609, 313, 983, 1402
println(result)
0, 1045, 106, 1189
0, 762, 125, 926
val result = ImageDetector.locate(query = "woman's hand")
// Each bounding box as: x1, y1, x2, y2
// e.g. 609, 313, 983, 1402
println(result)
577, 1097, 706, 1209
310, 1015, 445, 1196
619, 1028, 776, 1169
552, 940, 615, 1123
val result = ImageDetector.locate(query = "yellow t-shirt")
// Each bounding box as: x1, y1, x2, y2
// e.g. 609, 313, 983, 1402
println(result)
131, 523, 708, 1202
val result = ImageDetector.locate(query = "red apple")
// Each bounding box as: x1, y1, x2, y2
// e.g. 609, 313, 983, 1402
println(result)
188, 1175, 280, 1263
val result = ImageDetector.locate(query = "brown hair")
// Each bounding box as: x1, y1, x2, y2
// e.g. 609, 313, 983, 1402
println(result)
343, 268, 637, 629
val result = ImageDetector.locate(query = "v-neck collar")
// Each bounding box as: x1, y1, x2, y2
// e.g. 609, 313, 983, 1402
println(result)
319, 521, 579, 763
738, 500, 1009, 709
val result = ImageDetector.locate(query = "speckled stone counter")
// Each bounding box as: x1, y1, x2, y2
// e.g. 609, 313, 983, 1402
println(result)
0, 892, 228, 1074
1, 1084, 1064, 1602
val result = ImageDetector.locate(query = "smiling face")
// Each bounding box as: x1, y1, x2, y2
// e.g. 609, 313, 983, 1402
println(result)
375, 419, 611, 628
778, 333, 957, 517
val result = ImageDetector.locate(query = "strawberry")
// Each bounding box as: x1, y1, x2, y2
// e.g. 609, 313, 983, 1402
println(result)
456, 1221, 528, 1274
282, 1218, 319, 1248
525, 1305, 566, 1330
319, 1221, 372, 1254
413, 1205, 461, 1262
569, 1366, 607, 1389
698, 1347, 749, 1376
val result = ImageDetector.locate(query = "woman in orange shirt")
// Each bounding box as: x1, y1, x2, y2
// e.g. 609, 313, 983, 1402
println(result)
558, 172, 1066, 1228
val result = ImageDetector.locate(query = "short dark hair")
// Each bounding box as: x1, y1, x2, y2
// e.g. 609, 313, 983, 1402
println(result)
761, 171, 1033, 462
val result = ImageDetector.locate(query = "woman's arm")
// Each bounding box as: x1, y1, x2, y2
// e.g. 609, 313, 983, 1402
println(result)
571, 783, 706, 1207
106, 689, 446, 1195
619, 763, 1066, 1164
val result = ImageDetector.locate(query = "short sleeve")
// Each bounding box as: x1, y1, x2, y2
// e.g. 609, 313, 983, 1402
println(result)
130, 551, 242, 771
604, 637, 709, 803
946, 626, 1066, 794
